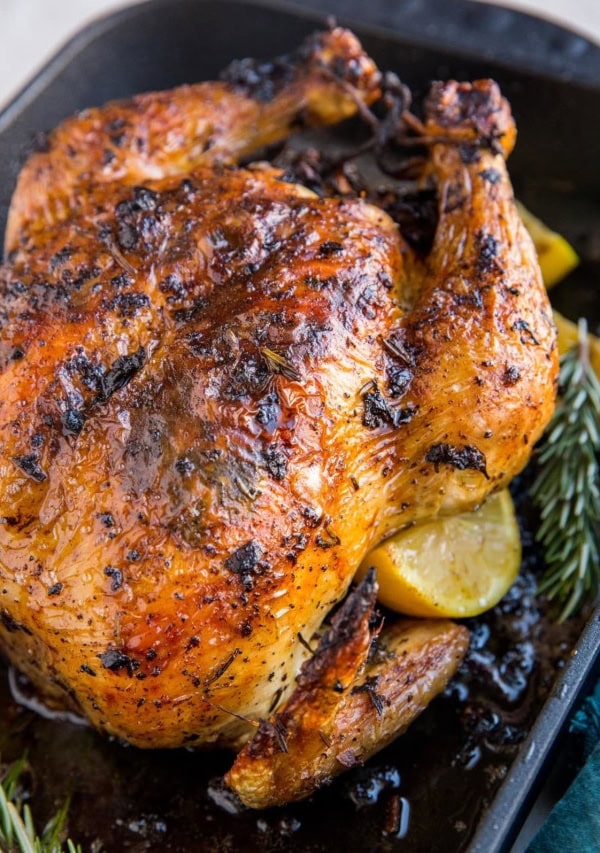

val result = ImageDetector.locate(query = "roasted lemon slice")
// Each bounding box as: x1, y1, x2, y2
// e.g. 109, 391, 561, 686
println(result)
517, 202, 599, 376
517, 201, 579, 288
357, 490, 521, 618
553, 310, 600, 377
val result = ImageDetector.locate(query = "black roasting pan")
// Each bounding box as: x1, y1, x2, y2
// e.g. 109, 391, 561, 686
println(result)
0, 1, 599, 851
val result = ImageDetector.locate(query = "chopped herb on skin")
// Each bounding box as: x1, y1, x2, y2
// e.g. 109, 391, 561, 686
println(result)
426, 442, 489, 478
103, 566, 123, 592
224, 540, 264, 590
261, 347, 300, 381
204, 649, 242, 686
99, 649, 140, 674
362, 382, 416, 429
12, 454, 46, 482
315, 527, 341, 548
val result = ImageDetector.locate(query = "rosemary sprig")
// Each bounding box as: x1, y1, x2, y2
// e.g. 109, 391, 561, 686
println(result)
530, 319, 600, 621
0, 756, 82, 853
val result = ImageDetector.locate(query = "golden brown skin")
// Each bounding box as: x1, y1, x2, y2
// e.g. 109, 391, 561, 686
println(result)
226, 572, 469, 808
0, 25, 556, 783
5, 27, 380, 253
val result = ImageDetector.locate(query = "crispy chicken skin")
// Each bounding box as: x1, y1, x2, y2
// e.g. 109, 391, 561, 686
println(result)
4, 28, 380, 253
0, 29, 556, 803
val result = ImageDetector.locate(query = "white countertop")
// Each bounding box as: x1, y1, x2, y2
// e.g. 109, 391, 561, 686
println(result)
0, 0, 598, 109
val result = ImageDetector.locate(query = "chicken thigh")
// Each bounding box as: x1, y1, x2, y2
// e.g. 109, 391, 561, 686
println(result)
0, 29, 555, 806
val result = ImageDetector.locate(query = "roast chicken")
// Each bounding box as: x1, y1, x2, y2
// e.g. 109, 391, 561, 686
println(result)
0, 29, 556, 807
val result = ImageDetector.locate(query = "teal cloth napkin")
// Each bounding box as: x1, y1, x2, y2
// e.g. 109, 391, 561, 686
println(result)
527, 679, 600, 852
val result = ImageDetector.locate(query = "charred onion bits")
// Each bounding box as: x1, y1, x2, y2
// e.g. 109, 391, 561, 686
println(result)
0, 27, 555, 807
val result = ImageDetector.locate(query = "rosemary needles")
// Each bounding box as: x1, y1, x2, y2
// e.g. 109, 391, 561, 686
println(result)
0, 755, 81, 853
530, 319, 600, 621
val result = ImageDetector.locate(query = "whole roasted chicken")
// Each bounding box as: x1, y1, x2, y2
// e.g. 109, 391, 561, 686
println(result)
0, 29, 556, 807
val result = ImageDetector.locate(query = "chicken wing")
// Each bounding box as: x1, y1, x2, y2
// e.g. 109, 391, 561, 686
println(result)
5, 27, 380, 253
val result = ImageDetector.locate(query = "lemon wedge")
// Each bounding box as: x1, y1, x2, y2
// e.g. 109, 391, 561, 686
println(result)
553, 310, 600, 377
516, 202, 599, 377
357, 490, 521, 618
517, 201, 579, 288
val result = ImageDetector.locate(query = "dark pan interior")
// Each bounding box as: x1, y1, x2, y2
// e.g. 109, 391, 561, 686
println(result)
0, 1, 598, 851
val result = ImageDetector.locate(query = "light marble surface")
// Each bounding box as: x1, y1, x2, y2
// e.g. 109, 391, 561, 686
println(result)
0, 0, 598, 109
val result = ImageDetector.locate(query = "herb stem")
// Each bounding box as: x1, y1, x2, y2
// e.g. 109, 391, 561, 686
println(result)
530, 319, 600, 621
0, 756, 82, 853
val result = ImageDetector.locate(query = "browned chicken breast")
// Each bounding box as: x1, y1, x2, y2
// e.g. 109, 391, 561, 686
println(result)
0, 29, 556, 807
